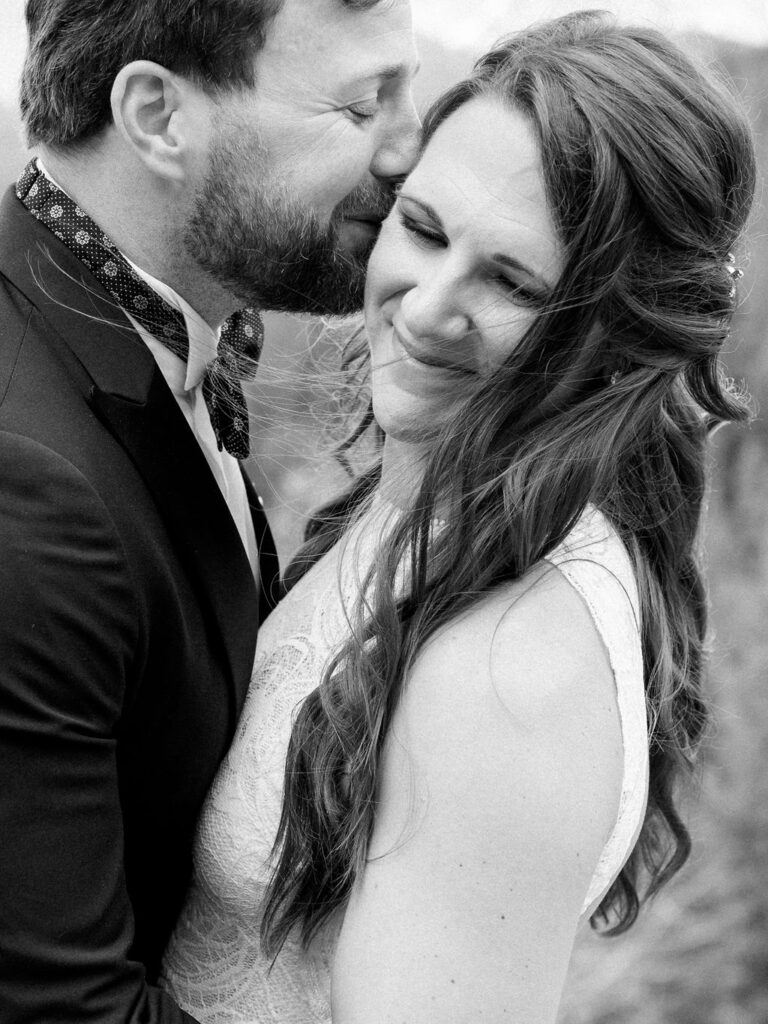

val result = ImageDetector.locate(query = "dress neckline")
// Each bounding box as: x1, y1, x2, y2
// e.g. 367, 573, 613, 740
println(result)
368, 489, 448, 529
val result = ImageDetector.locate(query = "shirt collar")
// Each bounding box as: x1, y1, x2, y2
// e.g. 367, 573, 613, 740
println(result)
123, 257, 219, 391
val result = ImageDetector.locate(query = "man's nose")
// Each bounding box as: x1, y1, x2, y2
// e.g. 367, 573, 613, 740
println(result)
371, 99, 422, 184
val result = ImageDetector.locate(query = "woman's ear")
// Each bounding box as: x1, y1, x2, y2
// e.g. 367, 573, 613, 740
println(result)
110, 60, 209, 184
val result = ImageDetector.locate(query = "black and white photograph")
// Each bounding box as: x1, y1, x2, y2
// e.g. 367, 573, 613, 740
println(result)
1, 1, 766, 1021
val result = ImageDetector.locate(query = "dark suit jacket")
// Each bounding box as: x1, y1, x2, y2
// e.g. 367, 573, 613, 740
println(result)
0, 187, 280, 1023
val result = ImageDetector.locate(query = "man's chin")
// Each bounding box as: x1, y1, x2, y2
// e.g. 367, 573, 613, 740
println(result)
233, 264, 367, 317
188, 207, 371, 316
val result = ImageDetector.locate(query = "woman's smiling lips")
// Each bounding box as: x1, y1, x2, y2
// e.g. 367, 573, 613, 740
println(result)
391, 322, 475, 374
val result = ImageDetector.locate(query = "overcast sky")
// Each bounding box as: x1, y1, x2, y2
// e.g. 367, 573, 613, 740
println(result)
412, 0, 768, 49
1, 0, 767, 108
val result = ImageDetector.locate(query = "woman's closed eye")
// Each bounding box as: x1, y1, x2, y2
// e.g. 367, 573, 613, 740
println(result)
397, 208, 446, 248
492, 274, 544, 307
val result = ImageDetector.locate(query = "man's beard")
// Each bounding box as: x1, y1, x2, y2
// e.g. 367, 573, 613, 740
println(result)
183, 125, 396, 316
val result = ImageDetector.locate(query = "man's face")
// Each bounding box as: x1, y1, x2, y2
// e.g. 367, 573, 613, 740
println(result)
184, 0, 421, 315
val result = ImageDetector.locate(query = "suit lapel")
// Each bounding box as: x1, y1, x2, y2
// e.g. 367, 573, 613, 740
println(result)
0, 187, 259, 709
242, 469, 282, 622
90, 380, 259, 710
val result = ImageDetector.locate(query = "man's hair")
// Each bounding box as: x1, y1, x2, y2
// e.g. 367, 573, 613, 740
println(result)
20, 0, 383, 148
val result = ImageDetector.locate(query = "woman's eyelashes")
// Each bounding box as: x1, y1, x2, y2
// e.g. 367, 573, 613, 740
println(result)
397, 208, 445, 248
492, 275, 543, 307
397, 207, 545, 307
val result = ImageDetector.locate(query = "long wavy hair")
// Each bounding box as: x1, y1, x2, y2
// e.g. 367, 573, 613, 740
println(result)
261, 10, 756, 953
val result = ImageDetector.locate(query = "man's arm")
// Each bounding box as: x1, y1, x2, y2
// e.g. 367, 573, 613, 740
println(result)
0, 432, 197, 1023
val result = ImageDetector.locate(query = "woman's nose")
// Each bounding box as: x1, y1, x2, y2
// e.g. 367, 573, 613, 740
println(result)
399, 275, 472, 344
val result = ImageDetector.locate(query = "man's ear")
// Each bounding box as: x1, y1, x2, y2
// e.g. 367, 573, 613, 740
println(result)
110, 60, 208, 183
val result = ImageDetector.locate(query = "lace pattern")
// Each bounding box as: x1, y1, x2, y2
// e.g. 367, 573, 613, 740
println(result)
161, 502, 648, 1022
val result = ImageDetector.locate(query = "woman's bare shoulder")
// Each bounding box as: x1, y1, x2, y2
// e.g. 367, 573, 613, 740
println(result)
403, 559, 622, 737
368, 555, 626, 900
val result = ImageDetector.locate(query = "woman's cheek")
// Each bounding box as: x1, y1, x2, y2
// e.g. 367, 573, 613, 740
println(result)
367, 220, 413, 304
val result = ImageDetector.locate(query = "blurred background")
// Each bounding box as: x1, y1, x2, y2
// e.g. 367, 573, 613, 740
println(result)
1, 1, 766, 1020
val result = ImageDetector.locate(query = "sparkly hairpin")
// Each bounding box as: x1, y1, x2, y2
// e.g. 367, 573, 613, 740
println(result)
726, 252, 744, 298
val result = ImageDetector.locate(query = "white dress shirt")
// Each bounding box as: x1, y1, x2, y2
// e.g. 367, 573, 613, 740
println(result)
123, 262, 259, 582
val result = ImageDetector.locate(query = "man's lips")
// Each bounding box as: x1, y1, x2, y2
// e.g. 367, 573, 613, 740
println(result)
344, 212, 385, 226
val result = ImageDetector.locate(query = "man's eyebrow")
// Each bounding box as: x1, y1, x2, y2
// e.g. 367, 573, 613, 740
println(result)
357, 59, 422, 83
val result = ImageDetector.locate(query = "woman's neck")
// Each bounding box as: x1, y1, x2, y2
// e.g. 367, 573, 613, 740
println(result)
379, 436, 439, 511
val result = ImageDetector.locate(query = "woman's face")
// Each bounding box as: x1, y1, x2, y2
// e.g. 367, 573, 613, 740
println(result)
364, 96, 564, 442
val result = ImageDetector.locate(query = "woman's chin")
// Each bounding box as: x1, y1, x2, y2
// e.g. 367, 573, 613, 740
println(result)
371, 370, 468, 441
373, 393, 441, 444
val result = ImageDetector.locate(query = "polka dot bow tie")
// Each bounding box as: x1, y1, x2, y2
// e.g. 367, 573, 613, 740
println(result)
16, 159, 263, 460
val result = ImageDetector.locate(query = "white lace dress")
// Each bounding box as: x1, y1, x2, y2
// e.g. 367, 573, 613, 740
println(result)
161, 499, 648, 1023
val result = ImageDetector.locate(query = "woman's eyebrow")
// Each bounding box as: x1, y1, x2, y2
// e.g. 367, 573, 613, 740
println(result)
398, 194, 442, 224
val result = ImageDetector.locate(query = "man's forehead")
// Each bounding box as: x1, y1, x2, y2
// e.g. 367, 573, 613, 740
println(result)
269, 0, 417, 66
